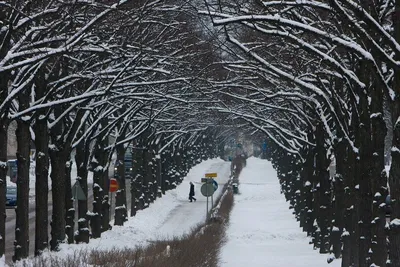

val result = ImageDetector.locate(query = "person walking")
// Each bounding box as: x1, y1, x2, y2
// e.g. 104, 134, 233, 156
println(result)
189, 182, 196, 202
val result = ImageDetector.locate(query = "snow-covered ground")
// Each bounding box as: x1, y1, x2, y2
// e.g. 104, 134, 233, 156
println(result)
219, 157, 340, 267
9, 157, 341, 267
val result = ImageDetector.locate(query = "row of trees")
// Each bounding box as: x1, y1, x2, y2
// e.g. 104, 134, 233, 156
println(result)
0, 0, 229, 262
199, 1, 400, 267
3, 0, 399, 266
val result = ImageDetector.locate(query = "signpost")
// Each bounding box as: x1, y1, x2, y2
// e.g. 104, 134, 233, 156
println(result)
109, 178, 119, 193
201, 173, 218, 221
72, 181, 86, 223
109, 178, 119, 220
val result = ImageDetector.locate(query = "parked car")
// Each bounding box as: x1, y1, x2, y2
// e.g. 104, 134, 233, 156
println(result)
7, 160, 17, 183
6, 186, 17, 207
114, 153, 133, 179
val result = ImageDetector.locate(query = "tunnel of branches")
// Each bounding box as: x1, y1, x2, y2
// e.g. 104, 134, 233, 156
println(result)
1, 1, 400, 267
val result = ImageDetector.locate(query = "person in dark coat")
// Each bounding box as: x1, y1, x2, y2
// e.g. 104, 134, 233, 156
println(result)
189, 182, 196, 202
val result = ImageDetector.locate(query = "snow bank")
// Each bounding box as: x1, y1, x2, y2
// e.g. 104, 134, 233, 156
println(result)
219, 157, 340, 267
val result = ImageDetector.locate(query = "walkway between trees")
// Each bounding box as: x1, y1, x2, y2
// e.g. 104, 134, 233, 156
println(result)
153, 160, 230, 238
219, 157, 340, 267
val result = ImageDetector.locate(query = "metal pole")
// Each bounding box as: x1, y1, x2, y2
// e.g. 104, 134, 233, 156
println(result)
206, 184, 209, 221
109, 192, 112, 221
75, 185, 78, 224
211, 193, 213, 209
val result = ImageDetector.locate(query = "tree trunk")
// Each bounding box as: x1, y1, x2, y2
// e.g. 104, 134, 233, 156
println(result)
0, 118, 7, 258
156, 153, 162, 198
34, 113, 49, 255
137, 149, 145, 210
143, 148, 152, 207
303, 150, 315, 236
331, 137, 346, 259
49, 149, 68, 251
146, 148, 155, 203
370, 74, 388, 267
315, 122, 331, 254
74, 140, 89, 243
101, 158, 110, 231
99, 139, 110, 232
114, 144, 126, 226
90, 142, 105, 238
358, 62, 373, 267
119, 151, 128, 222
0, 69, 10, 258
13, 93, 30, 261
388, 1, 400, 266
65, 159, 74, 244
161, 151, 169, 193
130, 147, 141, 216
351, 150, 361, 267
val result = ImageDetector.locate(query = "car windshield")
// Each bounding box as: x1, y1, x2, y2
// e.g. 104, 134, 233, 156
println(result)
7, 187, 17, 194
125, 160, 132, 167
124, 156, 132, 168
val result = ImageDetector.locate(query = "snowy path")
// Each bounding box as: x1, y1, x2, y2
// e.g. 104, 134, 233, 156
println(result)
154, 161, 230, 239
219, 157, 340, 267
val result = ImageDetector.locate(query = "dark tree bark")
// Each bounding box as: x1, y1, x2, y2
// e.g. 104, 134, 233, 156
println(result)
369, 71, 388, 267
0, 120, 7, 258
156, 152, 162, 198
331, 137, 346, 259
388, 2, 400, 266
303, 156, 315, 235
315, 122, 331, 254
101, 146, 111, 232
13, 90, 30, 261
49, 108, 83, 250
348, 106, 361, 267
33, 80, 49, 255
130, 147, 142, 216
142, 149, 150, 208
74, 139, 89, 243
49, 148, 69, 250
114, 144, 126, 226
0, 72, 10, 257
98, 138, 110, 232
90, 141, 105, 238
0, 6, 12, 257
136, 149, 145, 210
357, 61, 373, 267
146, 148, 155, 204
161, 151, 171, 191
65, 158, 74, 244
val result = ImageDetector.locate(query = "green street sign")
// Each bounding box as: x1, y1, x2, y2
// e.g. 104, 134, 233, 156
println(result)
72, 181, 86, 201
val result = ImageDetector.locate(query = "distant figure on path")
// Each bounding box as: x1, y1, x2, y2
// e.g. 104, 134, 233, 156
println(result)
189, 182, 196, 202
